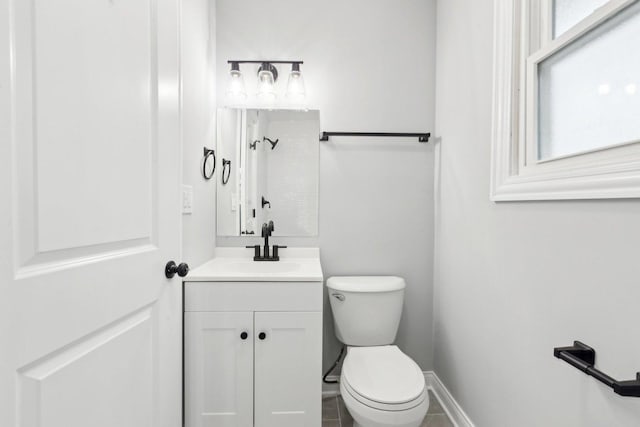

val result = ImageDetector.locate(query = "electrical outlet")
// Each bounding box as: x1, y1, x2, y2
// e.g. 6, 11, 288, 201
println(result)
182, 185, 193, 214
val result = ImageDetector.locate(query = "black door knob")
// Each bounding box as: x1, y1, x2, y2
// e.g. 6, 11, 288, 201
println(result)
165, 261, 190, 278
258, 332, 267, 340
240, 332, 248, 340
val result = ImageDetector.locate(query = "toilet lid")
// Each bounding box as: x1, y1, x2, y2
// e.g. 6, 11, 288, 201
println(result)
342, 346, 425, 405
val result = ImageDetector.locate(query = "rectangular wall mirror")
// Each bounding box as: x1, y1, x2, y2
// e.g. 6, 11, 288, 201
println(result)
216, 108, 320, 237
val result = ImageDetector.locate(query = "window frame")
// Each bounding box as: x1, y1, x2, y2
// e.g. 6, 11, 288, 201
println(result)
490, 0, 640, 201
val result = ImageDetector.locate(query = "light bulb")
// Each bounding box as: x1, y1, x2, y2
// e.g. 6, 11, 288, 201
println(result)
597, 83, 610, 96
286, 63, 306, 103
226, 62, 247, 102
625, 83, 637, 95
257, 66, 277, 102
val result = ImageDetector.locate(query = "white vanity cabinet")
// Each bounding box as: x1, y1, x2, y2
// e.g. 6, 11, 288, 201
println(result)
184, 249, 324, 427
253, 311, 322, 427
184, 308, 322, 427
185, 311, 254, 427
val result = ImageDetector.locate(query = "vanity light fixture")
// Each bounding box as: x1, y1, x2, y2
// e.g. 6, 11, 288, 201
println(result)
257, 62, 278, 101
226, 60, 305, 103
285, 62, 306, 102
226, 62, 247, 101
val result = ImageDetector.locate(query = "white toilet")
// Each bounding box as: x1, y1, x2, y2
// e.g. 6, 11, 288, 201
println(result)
327, 276, 429, 427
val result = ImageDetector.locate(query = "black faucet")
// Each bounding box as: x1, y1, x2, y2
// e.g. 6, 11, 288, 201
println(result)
246, 221, 286, 261
262, 221, 274, 258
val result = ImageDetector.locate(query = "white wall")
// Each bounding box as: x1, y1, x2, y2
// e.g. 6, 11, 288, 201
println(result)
434, 1, 640, 426
215, 0, 437, 371
181, 0, 217, 266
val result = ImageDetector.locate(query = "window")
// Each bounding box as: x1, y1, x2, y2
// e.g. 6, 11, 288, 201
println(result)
491, 0, 640, 200
554, 0, 610, 37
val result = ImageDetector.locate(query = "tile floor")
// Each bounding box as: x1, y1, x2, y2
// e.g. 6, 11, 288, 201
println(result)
322, 391, 454, 427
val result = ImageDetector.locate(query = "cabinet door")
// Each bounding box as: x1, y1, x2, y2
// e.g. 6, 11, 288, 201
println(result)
254, 312, 322, 427
185, 312, 254, 427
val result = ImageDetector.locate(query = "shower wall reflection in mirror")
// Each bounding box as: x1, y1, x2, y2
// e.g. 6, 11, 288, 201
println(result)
216, 108, 320, 237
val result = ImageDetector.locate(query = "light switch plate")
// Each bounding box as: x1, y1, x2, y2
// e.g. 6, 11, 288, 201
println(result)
182, 185, 193, 214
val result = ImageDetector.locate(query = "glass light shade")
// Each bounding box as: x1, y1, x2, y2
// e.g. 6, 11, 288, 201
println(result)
286, 70, 306, 102
226, 69, 247, 101
257, 69, 277, 101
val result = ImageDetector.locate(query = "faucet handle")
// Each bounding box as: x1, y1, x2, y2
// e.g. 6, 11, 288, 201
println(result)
272, 245, 287, 260
245, 245, 261, 260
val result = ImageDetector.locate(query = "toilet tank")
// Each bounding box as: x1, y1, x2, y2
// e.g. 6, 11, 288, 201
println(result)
327, 276, 405, 346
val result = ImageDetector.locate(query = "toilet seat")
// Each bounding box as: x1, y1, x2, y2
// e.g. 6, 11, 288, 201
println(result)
342, 345, 426, 411
342, 376, 427, 412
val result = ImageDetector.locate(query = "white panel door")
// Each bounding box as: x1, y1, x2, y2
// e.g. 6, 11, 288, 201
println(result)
0, 0, 182, 426
184, 312, 254, 427
254, 312, 322, 427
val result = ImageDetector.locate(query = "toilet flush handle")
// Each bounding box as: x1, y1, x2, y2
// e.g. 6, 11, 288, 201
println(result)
332, 293, 345, 301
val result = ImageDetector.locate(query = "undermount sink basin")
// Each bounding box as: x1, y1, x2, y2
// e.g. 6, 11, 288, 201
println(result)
186, 248, 323, 282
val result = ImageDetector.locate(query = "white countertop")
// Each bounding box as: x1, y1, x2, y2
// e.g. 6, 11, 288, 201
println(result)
186, 247, 324, 282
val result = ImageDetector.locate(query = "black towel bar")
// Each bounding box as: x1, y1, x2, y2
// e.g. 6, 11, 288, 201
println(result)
319, 131, 430, 143
554, 341, 640, 397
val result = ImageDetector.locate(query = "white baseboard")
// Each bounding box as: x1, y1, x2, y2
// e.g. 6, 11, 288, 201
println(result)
322, 375, 340, 397
424, 371, 475, 427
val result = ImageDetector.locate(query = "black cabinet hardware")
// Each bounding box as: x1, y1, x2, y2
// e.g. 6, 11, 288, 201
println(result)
165, 261, 189, 278
258, 332, 267, 340
554, 341, 640, 397
240, 332, 248, 340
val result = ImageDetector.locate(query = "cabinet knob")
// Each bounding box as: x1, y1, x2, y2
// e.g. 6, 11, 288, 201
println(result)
240, 331, 248, 340
258, 332, 267, 340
